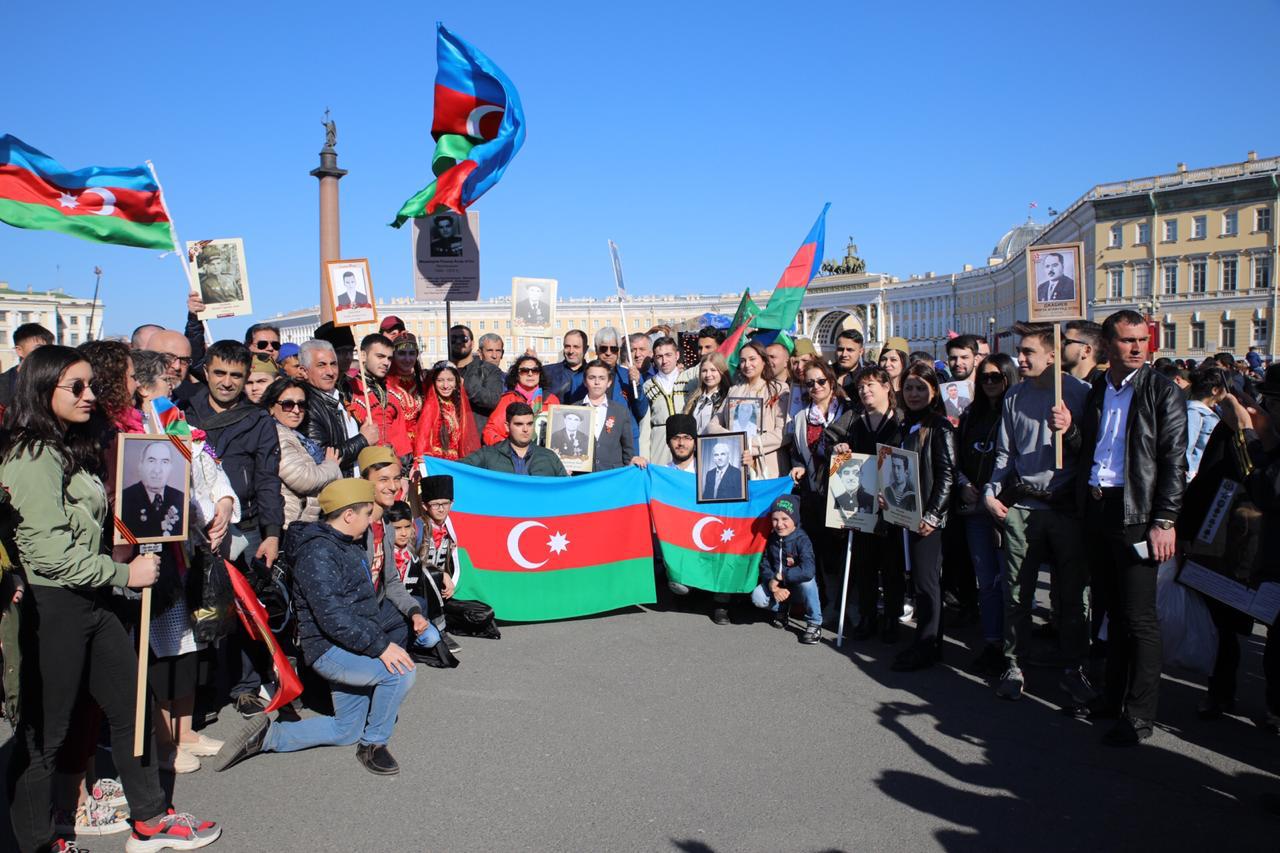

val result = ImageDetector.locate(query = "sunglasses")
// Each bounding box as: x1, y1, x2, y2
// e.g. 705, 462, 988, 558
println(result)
804, 377, 829, 388
56, 379, 91, 398
254, 340, 281, 351
518, 366, 541, 375
1062, 338, 1087, 348
449, 335, 471, 342
276, 399, 305, 412
598, 345, 620, 353
980, 373, 1007, 384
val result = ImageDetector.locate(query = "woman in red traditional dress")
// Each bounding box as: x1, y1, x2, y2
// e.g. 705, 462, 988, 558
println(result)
387, 334, 427, 455
415, 362, 481, 461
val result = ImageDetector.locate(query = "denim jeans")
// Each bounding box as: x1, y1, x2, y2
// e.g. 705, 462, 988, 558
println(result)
264, 644, 416, 752
751, 578, 822, 626
963, 513, 1004, 644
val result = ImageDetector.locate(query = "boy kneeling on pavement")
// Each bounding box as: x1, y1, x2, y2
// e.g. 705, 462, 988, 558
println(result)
215, 478, 417, 776
751, 495, 822, 644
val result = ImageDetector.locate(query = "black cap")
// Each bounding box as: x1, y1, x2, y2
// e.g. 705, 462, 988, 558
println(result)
418, 475, 454, 503
314, 321, 355, 350
666, 414, 697, 440
1258, 363, 1280, 399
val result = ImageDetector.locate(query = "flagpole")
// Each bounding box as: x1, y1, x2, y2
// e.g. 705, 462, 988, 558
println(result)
145, 160, 211, 341
608, 241, 638, 396
836, 530, 852, 647
87, 266, 103, 342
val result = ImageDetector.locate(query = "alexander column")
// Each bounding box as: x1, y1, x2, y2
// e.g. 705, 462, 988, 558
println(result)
310, 109, 347, 323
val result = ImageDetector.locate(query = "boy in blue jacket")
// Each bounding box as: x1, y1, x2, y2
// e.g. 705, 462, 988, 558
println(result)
751, 495, 822, 644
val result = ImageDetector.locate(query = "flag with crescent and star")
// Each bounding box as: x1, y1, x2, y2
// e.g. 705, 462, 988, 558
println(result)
391, 23, 526, 226
648, 466, 793, 594
0, 134, 173, 250
423, 458, 654, 622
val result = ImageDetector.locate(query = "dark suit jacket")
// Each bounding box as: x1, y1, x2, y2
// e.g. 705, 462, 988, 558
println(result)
1036, 275, 1075, 302
702, 463, 744, 500
590, 400, 636, 472
515, 299, 549, 325
337, 292, 371, 309
121, 482, 185, 538
549, 428, 589, 458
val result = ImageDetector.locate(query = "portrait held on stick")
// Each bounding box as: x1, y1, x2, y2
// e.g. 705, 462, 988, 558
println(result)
876, 443, 921, 530
326, 258, 377, 327
413, 210, 481, 301
1026, 241, 1086, 322
825, 451, 879, 532
188, 237, 252, 320
511, 276, 556, 332
114, 433, 192, 545
544, 404, 596, 473
695, 433, 748, 504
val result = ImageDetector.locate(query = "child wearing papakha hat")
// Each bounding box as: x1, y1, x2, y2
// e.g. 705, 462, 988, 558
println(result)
215, 477, 418, 777
750, 494, 822, 645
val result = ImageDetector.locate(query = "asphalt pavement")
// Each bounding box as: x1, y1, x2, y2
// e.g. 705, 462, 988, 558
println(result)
3, 587, 1279, 852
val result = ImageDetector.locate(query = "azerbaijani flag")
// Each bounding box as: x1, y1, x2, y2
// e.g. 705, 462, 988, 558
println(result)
423, 458, 654, 621
750, 204, 830, 332
391, 24, 526, 225
717, 289, 760, 374
225, 560, 302, 715
0, 135, 173, 250
149, 398, 191, 438
648, 466, 793, 594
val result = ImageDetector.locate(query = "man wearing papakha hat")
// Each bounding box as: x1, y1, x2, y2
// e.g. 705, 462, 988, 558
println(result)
216, 477, 417, 777
663, 414, 698, 473
356, 446, 438, 651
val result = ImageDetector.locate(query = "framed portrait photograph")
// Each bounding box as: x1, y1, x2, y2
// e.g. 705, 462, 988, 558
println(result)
1026, 241, 1085, 322
825, 451, 879, 532
876, 444, 921, 531
511, 277, 556, 333
327, 258, 377, 328
940, 381, 973, 420
725, 397, 763, 444
544, 404, 596, 473
413, 210, 480, 302
188, 238, 252, 320
114, 434, 192, 545
695, 432, 748, 504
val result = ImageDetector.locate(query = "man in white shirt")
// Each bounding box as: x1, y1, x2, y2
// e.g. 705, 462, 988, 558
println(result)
641, 337, 686, 465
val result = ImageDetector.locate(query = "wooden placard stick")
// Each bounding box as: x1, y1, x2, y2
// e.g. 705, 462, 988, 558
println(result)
1053, 324, 1064, 470
355, 346, 377, 444
133, 543, 162, 757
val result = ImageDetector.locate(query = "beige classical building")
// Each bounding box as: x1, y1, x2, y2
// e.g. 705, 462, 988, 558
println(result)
0, 282, 103, 369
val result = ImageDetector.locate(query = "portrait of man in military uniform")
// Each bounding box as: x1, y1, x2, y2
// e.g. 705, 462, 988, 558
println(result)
825, 452, 878, 532
512, 277, 557, 332
545, 406, 594, 472
195, 244, 244, 304
116, 436, 190, 544
429, 214, 464, 257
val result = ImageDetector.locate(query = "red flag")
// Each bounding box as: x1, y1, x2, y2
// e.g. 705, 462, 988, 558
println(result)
224, 560, 301, 714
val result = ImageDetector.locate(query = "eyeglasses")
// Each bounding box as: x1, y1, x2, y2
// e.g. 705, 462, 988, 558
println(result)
518, 366, 541, 375
1062, 338, 1087, 348
56, 379, 91, 398
598, 345, 620, 353
164, 354, 193, 366
254, 340, 281, 351
276, 399, 305, 412
980, 373, 1007, 384
804, 377, 829, 388
449, 334, 471, 342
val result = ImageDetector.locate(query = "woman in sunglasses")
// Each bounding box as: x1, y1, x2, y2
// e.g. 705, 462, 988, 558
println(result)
0, 345, 221, 852
956, 352, 1019, 676
482, 355, 561, 447
264, 376, 341, 527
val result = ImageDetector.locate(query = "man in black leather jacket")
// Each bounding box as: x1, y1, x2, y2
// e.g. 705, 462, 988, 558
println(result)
300, 340, 378, 475
1077, 309, 1187, 746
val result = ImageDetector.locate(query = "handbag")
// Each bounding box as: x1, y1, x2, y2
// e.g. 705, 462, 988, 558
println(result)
443, 598, 501, 639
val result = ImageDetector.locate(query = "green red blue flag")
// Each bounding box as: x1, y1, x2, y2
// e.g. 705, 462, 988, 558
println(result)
392, 24, 526, 225
648, 466, 793, 594
0, 134, 173, 250
423, 458, 654, 621
751, 203, 829, 332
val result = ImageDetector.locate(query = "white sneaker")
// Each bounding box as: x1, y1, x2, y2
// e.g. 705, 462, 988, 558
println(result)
161, 747, 201, 774
54, 799, 131, 836
898, 604, 915, 625
181, 733, 224, 757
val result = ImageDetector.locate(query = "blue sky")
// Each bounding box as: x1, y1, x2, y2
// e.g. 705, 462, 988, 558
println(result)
3, 0, 1276, 339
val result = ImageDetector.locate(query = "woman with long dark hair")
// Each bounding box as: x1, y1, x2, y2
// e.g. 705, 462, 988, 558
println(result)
263, 376, 340, 527
415, 363, 481, 461
886, 362, 957, 672
955, 352, 1018, 675
711, 342, 788, 478
483, 354, 561, 446
0, 346, 220, 852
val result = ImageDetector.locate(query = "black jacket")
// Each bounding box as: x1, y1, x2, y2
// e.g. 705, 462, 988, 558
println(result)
0, 364, 19, 409
287, 521, 389, 665
1076, 365, 1187, 526
827, 408, 904, 535
303, 383, 368, 475
458, 358, 505, 432
899, 412, 959, 530
956, 404, 1002, 489
181, 388, 284, 539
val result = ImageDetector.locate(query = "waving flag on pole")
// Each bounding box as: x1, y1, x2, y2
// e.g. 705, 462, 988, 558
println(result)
391, 24, 526, 225
750, 203, 830, 332
0, 134, 173, 249
718, 289, 761, 373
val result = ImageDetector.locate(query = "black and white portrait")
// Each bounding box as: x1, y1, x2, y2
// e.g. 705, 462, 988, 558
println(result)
512, 277, 556, 331
726, 397, 762, 443
429, 213, 464, 257
327, 259, 376, 327
188, 237, 252, 320
545, 404, 595, 473
876, 444, 921, 531
825, 452, 878, 532
115, 434, 191, 545
1026, 242, 1086, 322
695, 433, 748, 504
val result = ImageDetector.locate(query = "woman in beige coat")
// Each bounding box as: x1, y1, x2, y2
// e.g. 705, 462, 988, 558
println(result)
710, 341, 789, 479
262, 377, 341, 527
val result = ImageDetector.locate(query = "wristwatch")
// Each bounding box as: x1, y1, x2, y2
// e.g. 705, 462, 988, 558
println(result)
1153, 519, 1175, 530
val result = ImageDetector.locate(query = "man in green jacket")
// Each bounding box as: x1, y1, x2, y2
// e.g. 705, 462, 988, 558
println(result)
462, 403, 567, 476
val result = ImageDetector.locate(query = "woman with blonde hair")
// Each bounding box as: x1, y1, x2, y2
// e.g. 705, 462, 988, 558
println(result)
683, 352, 731, 433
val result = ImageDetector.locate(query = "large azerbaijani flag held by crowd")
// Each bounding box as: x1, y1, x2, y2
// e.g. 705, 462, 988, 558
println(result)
648, 467, 793, 594
391, 24, 526, 225
424, 458, 655, 621
0, 134, 173, 250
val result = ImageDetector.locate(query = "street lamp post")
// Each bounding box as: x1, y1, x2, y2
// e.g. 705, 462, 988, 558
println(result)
987, 316, 996, 354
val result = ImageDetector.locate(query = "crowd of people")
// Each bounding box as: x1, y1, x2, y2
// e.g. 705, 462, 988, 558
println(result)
0, 294, 1278, 851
